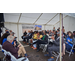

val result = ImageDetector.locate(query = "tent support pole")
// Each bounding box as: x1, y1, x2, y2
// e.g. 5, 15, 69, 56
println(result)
59, 13, 62, 61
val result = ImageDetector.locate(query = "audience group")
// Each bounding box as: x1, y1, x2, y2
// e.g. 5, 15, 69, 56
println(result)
22, 26, 75, 61
0, 26, 75, 61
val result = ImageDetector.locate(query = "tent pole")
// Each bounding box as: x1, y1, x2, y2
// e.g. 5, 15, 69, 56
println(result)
60, 13, 62, 61
17, 13, 22, 41
17, 24, 19, 41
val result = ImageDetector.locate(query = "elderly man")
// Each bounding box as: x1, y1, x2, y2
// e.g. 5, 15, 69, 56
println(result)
2, 35, 27, 59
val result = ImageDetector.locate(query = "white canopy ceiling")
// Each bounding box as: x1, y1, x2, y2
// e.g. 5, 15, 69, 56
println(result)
4, 13, 75, 26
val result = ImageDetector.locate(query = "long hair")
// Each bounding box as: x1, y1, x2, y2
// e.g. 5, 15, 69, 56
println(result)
0, 33, 10, 45
68, 31, 73, 38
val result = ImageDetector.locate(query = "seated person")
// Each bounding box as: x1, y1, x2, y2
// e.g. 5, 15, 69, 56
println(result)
31, 31, 38, 50
32, 31, 48, 52
49, 30, 54, 36
23, 31, 32, 44
22, 31, 27, 42
44, 32, 60, 61
32, 31, 43, 50
73, 31, 75, 44
23, 30, 27, 36
63, 31, 73, 55
5, 29, 10, 34
0, 33, 10, 45
2, 35, 27, 59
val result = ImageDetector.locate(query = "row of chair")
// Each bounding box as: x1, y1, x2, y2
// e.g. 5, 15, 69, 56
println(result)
40, 35, 74, 61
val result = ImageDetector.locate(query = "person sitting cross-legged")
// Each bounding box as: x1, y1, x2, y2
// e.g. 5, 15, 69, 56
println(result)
23, 31, 32, 44
2, 35, 28, 59
32, 31, 48, 52
44, 32, 60, 61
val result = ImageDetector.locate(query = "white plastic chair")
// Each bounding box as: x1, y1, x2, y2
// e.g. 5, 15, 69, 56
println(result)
0, 44, 29, 61
2, 49, 29, 61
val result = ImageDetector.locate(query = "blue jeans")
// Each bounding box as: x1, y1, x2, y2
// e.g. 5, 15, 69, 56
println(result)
65, 43, 72, 51
23, 36, 31, 43
33, 40, 37, 48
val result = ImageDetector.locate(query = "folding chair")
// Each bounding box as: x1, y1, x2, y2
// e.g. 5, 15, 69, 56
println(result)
66, 44, 74, 57
2, 49, 29, 61
40, 38, 50, 52
52, 51, 60, 61
0, 45, 29, 61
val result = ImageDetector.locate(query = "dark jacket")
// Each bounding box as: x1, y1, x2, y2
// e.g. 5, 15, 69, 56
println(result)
23, 32, 27, 36
53, 37, 60, 46
42, 35, 48, 43
2, 41, 19, 59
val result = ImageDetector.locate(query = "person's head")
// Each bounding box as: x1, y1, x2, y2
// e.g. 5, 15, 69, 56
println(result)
47, 30, 49, 32
73, 31, 75, 35
43, 31, 46, 35
5, 29, 9, 33
39, 32, 42, 35
63, 26, 64, 29
53, 27, 55, 29
34, 31, 36, 34
7, 35, 14, 43
0, 33, 10, 45
28, 31, 30, 33
9, 30, 12, 33
68, 31, 73, 38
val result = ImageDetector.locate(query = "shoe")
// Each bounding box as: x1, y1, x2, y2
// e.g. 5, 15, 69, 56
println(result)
44, 54, 50, 56
48, 58, 54, 61
31, 46, 34, 48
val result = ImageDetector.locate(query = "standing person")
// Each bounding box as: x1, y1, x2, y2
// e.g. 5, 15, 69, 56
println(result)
63, 26, 65, 33
53, 27, 56, 31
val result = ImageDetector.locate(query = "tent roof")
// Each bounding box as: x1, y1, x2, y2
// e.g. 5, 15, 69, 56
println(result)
4, 13, 75, 26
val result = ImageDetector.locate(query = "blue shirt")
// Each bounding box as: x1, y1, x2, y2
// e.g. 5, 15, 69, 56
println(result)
2, 38, 14, 45
2, 38, 7, 45
66, 36, 73, 47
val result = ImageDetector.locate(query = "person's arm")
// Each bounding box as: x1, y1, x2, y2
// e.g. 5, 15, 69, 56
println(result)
53, 38, 59, 46
10, 44, 19, 54
53, 41, 60, 46
68, 39, 73, 44
2, 39, 7, 45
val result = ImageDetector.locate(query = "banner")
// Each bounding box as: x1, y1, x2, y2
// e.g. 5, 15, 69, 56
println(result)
22, 25, 42, 33
34, 25, 42, 30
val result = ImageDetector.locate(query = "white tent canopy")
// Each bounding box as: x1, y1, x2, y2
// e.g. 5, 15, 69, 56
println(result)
4, 13, 75, 25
